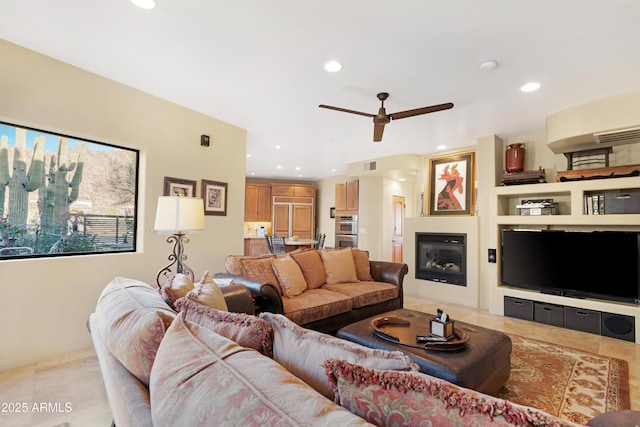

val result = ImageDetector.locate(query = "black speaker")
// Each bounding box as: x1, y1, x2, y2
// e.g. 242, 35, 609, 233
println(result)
601, 313, 635, 342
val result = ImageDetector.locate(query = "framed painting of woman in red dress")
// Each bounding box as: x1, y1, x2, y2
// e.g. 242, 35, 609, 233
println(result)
429, 152, 475, 216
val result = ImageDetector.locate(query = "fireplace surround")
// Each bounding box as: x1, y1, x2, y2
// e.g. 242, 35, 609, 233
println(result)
415, 232, 466, 286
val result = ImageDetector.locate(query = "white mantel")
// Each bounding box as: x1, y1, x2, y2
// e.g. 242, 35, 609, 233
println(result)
404, 216, 480, 308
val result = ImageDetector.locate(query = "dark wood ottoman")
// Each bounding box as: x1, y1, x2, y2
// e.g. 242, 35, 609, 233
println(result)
336, 308, 512, 396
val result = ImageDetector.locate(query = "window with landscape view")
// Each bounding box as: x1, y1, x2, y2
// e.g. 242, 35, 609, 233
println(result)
0, 121, 139, 259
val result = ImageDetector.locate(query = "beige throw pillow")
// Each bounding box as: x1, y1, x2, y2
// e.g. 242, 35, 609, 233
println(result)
290, 249, 326, 289
160, 273, 194, 309
185, 271, 228, 311
321, 247, 358, 284
351, 249, 373, 281
271, 256, 308, 297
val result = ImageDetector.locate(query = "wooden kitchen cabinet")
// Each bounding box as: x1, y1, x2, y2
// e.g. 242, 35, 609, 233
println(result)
272, 186, 315, 239
245, 184, 271, 221
335, 180, 359, 214
244, 238, 269, 256
273, 202, 313, 239
272, 184, 315, 198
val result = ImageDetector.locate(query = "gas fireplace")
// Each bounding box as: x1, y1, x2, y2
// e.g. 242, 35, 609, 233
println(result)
415, 232, 466, 286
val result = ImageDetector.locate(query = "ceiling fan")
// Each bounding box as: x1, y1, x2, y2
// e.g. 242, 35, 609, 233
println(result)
319, 92, 454, 142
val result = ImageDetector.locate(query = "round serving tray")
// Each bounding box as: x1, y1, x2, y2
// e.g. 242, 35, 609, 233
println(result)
370, 315, 469, 351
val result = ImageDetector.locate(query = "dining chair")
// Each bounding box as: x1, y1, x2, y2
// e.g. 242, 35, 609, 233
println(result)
315, 233, 326, 249
266, 234, 286, 254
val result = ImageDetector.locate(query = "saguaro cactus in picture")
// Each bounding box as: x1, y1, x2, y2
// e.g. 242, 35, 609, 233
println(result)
0, 128, 46, 226
0, 136, 8, 215
40, 138, 87, 236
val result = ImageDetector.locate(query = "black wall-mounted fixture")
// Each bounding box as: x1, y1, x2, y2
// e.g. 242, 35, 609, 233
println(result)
201, 134, 210, 147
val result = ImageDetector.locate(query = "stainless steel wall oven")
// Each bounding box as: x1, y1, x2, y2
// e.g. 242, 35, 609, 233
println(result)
335, 215, 358, 248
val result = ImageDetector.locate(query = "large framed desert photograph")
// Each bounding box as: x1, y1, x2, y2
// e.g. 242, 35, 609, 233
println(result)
0, 121, 139, 259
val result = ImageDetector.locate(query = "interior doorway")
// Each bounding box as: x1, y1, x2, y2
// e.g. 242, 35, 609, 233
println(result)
392, 195, 405, 262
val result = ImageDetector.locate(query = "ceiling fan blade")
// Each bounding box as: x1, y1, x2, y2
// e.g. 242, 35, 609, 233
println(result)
389, 102, 454, 120
319, 104, 375, 118
373, 122, 385, 142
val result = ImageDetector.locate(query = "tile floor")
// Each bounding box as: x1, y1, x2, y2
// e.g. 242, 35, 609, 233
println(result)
0, 295, 637, 426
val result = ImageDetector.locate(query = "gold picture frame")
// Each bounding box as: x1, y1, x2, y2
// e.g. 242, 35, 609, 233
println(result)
429, 152, 475, 216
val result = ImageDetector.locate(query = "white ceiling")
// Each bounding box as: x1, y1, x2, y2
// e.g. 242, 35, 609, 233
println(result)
2, 0, 640, 181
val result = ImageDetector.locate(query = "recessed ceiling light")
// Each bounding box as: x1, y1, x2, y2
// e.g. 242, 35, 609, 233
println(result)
275, 145, 281, 149
436, 145, 447, 150
479, 60, 498, 72
295, 166, 301, 171
520, 82, 541, 92
324, 61, 342, 73
131, 0, 156, 9
331, 169, 337, 172
398, 178, 406, 182
246, 154, 251, 157
250, 172, 255, 175
276, 165, 282, 169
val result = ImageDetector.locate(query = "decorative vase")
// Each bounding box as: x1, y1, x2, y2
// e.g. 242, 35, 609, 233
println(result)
505, 143, 525, 173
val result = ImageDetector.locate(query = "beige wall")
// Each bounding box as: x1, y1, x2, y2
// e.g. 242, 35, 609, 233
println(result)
0, 41, 247, 371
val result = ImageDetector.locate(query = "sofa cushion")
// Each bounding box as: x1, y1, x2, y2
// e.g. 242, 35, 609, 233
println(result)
174, 297, 272, 356
351, 249, 373, 281
240, 256, 280, 289
225, 255, 245, 275
282, 288, 353, 325
94, 277, 176, 388
260, 313, 418, 400
271, 255, 308, 297
184, 271, 228, 311
160, 273, 194, 309
150, 313, 372, 427
321, 248, 358, 284
321, 281, 399, 308
324, 359, 582, 427
290, 249, 326, 289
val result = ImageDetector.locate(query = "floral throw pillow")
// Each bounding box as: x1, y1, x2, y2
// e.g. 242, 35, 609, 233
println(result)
324, 359, 582, 427
175, 297, 273, 356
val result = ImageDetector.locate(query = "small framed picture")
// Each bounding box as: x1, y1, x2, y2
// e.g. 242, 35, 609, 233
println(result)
201, 179, 228, 216
164, 176, 196, 197
429, 152, 475, 216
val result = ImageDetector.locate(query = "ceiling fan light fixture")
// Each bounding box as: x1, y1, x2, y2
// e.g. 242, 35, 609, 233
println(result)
131, 0, 156, 9
324, 60, 342, 73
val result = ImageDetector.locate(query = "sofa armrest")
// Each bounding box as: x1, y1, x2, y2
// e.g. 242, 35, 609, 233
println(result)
89, 314, 153, 427
220, 284, 256, 315
214, 273, 284, 315
369, 261, 408, 289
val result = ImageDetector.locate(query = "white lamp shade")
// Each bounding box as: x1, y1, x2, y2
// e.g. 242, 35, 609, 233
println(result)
154, 196, 205, 233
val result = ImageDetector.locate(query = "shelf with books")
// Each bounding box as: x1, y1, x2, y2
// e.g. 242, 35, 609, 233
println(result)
494, 176, 640, 220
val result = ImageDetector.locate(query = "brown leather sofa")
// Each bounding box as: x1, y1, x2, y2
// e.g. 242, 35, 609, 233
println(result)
215, 256, 408, 334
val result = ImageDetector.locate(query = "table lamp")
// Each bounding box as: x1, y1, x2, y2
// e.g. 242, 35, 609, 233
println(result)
154, 196, 205, 288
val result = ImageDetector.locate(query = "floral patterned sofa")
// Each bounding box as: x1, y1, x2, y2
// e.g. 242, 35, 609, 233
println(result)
89, 274, 588, 427
215, 247, 407, 333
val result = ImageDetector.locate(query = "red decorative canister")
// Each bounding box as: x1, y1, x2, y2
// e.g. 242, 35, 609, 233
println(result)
505, 143, 525, 172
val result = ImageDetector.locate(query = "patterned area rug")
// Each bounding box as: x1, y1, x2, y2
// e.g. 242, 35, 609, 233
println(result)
497, 334, 630, 425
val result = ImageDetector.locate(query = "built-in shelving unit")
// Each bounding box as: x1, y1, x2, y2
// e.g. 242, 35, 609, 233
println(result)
491, 173, 640, 343
494, 176, 640, 227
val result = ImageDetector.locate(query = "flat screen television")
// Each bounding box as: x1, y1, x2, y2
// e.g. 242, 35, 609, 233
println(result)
500, 229, 640, 304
